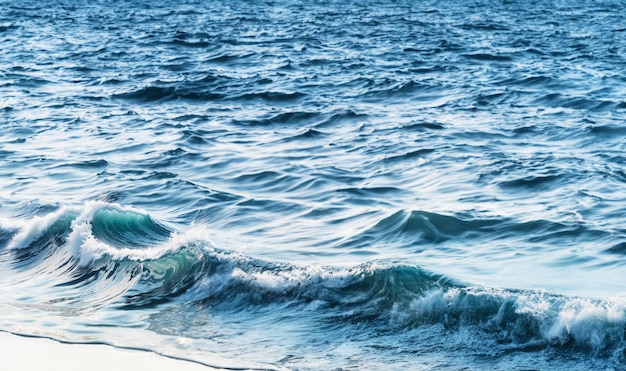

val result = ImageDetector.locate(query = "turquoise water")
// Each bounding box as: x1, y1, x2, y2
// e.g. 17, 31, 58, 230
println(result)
2, 0, 626, 369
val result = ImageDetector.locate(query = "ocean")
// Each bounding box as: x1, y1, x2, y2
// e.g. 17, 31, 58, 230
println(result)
1, 0, 626, 369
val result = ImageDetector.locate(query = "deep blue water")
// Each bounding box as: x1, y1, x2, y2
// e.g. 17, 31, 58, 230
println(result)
2, 0, 626, 369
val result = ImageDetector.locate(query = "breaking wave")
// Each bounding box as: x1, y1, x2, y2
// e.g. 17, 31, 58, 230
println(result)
1, 202, 625, 365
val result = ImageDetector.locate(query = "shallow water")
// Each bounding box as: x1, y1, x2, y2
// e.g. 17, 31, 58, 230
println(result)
2, 0, 626, 369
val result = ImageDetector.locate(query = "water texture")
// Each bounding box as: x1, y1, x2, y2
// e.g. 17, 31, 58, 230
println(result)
1, 0, 626, 369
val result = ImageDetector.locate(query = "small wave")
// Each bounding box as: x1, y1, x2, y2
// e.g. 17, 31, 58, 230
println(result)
234, 91, 306, 102
5, 202, 178, 264
170, 31, 212, 48
179, 129, 211, 145
499, 174, 563, 189
6, 74, 52, 88
57, 159, 109, 169
335, 209, 608, 253
0, 203, 154, 313
0, 202, 215, 315
138, 248, 626, 358
391, 287, 626, 357
336, 186, 403, 197
604, 242, 626, 255
113, 86, 178, 102
337, 210, 500, 248
0, 24, 19, 33
534, 93, 620, 112
232, 111, 321, 127
314, 109, 368, 128
586, 123, 626, 137
206, 52, 246, 63
112, 74, 239, 103
288, 128, 327, 141
463, 53, 513, 62
501, 75, 556, 87
5, 206, 78, 251
363, 80, 444, 100
400, 121, 445, 131
113, 84, 225, 103
460, 22, 510, 32
202, 259, 626, 358
382, 148, 436, 164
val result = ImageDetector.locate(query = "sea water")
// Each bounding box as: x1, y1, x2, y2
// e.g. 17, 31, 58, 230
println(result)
1, 0, 626, 369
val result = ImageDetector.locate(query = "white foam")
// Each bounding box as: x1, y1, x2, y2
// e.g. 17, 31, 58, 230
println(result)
7, 206, 78, 250
65, 201, 145, 265
543, 297, 626, 347
396, 284, 626, 350
4, 201, 210, 265
72, 205, 224, 265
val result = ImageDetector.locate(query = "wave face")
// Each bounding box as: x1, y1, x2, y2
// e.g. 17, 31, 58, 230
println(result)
2, 0, 626, 369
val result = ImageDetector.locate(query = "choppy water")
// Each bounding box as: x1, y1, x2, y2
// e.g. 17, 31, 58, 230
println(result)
2, 0, 626, 369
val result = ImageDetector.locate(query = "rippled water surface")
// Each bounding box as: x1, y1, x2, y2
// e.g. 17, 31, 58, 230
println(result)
2, 0, 626, 369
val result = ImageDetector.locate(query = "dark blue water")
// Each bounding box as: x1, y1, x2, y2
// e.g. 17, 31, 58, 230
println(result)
2, 0, 626, 369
